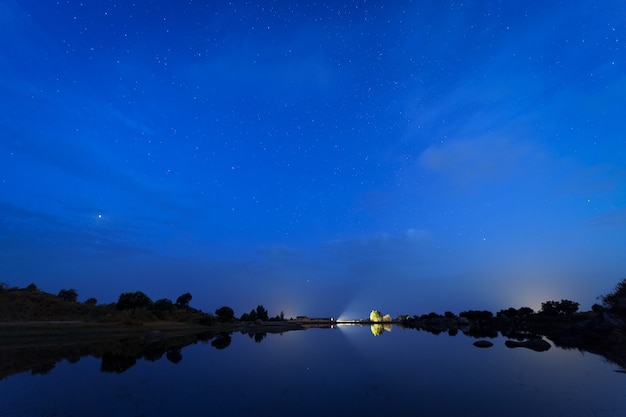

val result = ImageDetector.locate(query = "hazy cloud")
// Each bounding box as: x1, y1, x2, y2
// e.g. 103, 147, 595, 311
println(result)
417, 136, 543, 187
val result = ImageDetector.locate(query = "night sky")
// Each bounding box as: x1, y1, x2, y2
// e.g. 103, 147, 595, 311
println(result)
2, 1, 625, 318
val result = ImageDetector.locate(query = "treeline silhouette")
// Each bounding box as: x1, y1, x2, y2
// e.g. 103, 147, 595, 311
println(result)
0, 282, 284, 326
1, 278, 626, 378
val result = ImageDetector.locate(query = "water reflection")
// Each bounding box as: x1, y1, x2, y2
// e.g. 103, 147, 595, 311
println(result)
369, 323, 392, 335
1, 325, 626, 417
0, 328, 274, 378
2, 322, 626, 380
211, 333, 232, 350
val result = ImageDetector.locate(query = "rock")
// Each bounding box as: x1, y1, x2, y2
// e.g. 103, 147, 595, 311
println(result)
473, 340, 493, 348
505, 338, 551, 352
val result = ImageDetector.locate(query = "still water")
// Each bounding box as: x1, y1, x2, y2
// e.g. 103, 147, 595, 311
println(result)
1, 326, 625, 417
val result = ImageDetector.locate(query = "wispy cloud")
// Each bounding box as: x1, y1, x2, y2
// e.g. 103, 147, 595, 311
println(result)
417, 135, 544, 189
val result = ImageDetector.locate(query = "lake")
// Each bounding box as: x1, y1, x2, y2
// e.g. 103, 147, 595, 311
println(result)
1, 325, 625, 416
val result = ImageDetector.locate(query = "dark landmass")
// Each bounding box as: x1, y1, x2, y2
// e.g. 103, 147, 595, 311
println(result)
1, 279, 626, 378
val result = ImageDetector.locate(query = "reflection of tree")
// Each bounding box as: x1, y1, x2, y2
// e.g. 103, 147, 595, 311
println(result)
166, 348, 183, 364
100, 353, 137, 374
247, 332, 266, 343
463, 328, 498, 338
31, 362, 56, 376
370, 324, 384, 336
211, 334, 232, 350
143, 345, 165, 362
370, 324, 393, 336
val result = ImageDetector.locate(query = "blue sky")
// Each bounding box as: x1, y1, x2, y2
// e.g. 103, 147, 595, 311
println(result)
1, 0, 625, 318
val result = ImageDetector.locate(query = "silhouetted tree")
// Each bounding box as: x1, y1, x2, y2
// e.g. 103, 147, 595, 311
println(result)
541, 301, 560, 316
215, 306, 234, 321
557, 299, 579, 315
459, 310, 494, 320
26, 283, 38, 291
518, 307, 534, 315
116, 291, 152, 310
175, 292, 192, 308
370, 310, 383, 322
240, 310, 255, 321
497, 307, 521, 318
255, 305, 268, 321
241, 308, 260, 321
84, 297, 98, 305
153, 298, 175, 318
602, 278, 626, 312
57, 289, 78, 302
540, 300, 579, 316
154, 298, 174, 311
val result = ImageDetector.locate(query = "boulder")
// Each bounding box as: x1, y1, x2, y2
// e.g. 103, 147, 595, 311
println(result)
473, 340, 493, 348
505, 338, 551, 352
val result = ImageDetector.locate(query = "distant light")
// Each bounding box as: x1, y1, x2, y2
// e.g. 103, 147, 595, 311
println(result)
97, 214, 102, 219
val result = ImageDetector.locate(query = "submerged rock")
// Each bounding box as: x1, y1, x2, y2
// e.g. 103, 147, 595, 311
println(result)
505, 339, 551, 352
473, 340, 493, 348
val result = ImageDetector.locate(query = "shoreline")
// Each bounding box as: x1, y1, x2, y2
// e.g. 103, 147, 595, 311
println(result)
0, 319, 331, 347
